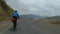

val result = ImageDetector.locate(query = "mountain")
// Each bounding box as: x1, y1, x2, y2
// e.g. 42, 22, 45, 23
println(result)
46, 16, 60, 19
19, 14, 41, 19
0, 0, 13, 21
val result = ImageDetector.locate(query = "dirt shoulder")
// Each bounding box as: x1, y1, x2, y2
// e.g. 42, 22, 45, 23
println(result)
30, 19, 60, 28
0, 21, 12, 33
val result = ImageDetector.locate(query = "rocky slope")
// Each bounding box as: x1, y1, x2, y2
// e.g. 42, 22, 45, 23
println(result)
0, 0, 13, 21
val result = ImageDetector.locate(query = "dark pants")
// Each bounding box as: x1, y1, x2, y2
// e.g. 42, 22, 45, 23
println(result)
12, 16, 17, 30
13, 21, 17, 30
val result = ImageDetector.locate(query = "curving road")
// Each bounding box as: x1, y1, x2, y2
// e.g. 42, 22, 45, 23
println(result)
2, 19, 60, 34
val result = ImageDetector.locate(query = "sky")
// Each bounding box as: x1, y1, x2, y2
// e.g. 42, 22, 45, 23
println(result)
5, 0, 60, 17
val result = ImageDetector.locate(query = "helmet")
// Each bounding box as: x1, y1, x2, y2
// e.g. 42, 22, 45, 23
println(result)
14, 10, 17, 12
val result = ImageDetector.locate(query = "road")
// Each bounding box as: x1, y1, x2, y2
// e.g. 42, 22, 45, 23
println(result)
2, 19, 60, 34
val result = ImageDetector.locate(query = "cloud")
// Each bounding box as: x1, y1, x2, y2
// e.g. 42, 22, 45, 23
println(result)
19, 0, 36, 5
5, 0, 60, 16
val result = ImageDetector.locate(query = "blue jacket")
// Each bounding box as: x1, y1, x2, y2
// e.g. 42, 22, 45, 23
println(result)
13, 12, 18, 17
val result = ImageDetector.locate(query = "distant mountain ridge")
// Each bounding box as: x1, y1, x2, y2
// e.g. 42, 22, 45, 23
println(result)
20, 14, 42, 19
46, 16, 60, 19
20, 14, 40, 18
20, 14, 60, 20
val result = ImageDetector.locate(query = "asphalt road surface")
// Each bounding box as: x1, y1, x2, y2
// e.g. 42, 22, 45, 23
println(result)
2, 19, 60, 34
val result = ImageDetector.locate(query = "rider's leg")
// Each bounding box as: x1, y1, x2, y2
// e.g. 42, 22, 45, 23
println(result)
13, 21, 17, 31
12, 16, 17, 31
14, 23, 17, 28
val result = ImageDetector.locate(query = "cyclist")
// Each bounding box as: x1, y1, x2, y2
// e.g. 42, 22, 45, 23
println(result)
12, 10, 19, 31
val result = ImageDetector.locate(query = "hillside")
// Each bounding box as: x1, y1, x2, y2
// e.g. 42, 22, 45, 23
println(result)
36, 16, 60, 25
47, 16, 60, 19
0, 0, 13, 22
